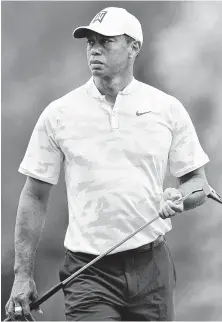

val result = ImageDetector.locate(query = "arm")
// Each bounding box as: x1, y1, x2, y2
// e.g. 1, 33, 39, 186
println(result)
159, 166, 208, 218
14, 176, 53, 277
6, 176, 53, 320
177, 166, 208, 210
162, 98, 210, 218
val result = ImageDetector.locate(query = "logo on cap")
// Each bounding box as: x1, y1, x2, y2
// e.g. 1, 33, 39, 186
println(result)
92, 11, 107, 23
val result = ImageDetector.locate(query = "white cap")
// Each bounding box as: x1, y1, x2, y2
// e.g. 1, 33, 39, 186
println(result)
73, 7, 143, 45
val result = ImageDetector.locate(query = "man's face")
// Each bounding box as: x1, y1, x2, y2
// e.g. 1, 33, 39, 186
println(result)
86, 31, 132, 77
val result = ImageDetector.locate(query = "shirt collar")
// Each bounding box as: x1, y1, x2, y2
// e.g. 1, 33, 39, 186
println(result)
85, 77, 141, 100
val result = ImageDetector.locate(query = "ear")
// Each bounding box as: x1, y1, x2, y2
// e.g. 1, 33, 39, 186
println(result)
129, 41, 141, 59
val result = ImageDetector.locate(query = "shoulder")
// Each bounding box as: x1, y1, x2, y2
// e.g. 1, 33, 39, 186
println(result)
41, 82, 88, 123
48, 83, 87, 112
137, 80, 186, 115
138, 81, 178, 105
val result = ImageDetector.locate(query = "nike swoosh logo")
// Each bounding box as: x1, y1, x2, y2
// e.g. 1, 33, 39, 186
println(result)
136, 111, 151, 116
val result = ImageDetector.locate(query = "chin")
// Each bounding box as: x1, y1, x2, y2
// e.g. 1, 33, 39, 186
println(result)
91, 69, 105, 76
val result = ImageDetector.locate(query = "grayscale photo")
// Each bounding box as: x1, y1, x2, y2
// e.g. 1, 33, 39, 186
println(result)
1, 1, 222, 321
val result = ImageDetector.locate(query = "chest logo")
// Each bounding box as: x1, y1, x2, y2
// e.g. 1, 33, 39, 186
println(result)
136, 111, 151, 116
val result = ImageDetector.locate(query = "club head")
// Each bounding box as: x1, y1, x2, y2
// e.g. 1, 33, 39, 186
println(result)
202, 182, 222, 204
202, 182, 211, 196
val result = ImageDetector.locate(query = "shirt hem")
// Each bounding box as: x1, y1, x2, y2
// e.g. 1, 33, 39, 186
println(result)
64, 227, 172, 255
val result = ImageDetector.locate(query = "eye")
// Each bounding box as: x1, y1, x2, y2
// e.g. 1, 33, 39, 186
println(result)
101, 38, 113, 45
87, 39, 94, 46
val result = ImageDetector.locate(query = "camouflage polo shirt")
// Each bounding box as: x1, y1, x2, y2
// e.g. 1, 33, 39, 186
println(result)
18, 78, 209, 254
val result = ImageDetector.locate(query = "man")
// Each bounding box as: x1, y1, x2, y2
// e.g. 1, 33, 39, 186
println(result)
5, 7, 209, 321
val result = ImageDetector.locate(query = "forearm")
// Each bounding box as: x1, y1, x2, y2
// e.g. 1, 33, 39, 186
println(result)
177, 174, 208, 211
14, 189, 48, 278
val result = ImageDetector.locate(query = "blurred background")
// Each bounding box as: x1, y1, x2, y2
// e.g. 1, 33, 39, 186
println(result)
1, 1, 222, 320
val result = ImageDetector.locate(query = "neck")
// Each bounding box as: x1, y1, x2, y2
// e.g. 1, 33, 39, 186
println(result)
93, 72, 133, 106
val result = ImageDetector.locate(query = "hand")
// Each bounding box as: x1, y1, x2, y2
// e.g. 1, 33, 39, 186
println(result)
5, 275, 43, 321
159, 188, 184, 219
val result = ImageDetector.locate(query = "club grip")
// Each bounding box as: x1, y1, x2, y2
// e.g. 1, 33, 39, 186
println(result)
4, 283, 63, 320
30, 282, 63, 309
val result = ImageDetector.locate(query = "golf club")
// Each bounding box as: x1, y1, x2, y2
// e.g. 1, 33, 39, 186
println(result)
4, 183, 222, 321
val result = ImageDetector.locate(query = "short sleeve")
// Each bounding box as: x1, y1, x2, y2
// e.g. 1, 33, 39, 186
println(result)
169, 98, 209, 177
18, 103, 64, 184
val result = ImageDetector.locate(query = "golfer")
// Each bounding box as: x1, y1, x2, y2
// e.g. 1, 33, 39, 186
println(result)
6, 7, 209, 321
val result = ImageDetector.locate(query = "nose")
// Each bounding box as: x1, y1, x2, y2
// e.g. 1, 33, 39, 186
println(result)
89, 43, 102, 56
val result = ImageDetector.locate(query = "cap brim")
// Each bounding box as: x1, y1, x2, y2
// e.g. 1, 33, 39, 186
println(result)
73, 25, 123, 39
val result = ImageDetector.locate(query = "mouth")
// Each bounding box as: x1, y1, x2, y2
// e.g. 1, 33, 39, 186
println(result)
90, 60, 103, 65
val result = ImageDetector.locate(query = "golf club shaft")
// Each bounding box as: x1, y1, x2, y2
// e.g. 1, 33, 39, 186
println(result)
175, 185, 222, 205
30, 186, 206, 309
5, 184, 222, 320
29, 214, 160, 309
175, 188, 204, 204
6, 189, 198, 315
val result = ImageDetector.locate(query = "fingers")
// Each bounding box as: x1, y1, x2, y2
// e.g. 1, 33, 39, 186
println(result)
5, 277, 41, 321
15, 297, 42, 320
160, 188, 183, 219
159, 201, 175, 219
13, 299, 24, 320
22, 298, 35, 320
159, 200, 183, 219
163, 188, 182, 202
5, 299, 14, 320
165, 201, 176, 217
23, 312, 36, 321
34, 306, 43, 315
30, 292, 43, 315
5, 297, 39, 321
